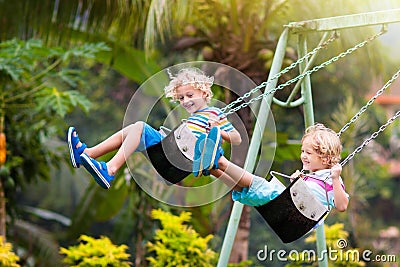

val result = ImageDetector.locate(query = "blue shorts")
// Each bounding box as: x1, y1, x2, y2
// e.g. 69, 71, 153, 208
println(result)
135, 122, 166, 152
232, 176, 285, 206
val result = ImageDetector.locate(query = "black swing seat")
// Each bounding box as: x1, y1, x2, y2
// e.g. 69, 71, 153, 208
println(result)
143, 123, 196, 184
255, 175, 328, 243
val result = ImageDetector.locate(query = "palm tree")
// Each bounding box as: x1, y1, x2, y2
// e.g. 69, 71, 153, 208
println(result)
1, 0, 160, 254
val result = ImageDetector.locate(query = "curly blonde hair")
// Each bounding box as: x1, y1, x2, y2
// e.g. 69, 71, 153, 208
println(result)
302, 123, 342, 167
164, 67, 214, 103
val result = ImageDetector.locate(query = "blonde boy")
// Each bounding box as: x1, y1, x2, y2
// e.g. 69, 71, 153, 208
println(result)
211, 123, 349, 211
67, 67, 241, 189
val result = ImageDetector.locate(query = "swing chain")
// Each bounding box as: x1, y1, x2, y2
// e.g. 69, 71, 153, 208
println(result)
338, 69, 400, 136
223, 30, 385, 116
220, 32, 339, 114
340, 110, 400, 167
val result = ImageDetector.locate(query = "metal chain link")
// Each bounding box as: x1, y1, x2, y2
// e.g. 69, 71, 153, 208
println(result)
220, 32, 338, 113
222, 30, 392, 168
223, 30, 384, 116
338, 69, 400, 136
340, 110, 400, 166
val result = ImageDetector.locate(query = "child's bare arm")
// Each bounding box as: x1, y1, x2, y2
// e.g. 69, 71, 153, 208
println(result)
290, 170, 302, 182
220, 129, 242, 145
208, 116, 242, 145
331, 164, 349, 212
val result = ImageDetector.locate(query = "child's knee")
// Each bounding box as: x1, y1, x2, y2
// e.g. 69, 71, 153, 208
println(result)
125, 121, 144, 137
131, 121, 144, 131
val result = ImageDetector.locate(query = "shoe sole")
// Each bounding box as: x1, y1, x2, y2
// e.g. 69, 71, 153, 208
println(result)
67, 127, 79, 168
80, 154, 110, 189
193, 135, 207, 177
202, 127, 221, 171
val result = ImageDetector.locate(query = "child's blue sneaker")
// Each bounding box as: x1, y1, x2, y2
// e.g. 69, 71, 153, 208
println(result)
67, 126, 87, 168
80, 153, 114, 189
202, 126, 222, 172
193, 133, 207, 177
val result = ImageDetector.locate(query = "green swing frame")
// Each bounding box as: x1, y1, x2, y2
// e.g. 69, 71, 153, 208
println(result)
217, 9, 400, 267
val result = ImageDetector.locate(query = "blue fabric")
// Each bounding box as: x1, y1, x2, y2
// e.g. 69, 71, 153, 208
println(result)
135, 122, 166, 152
193, 133, 207, 177
186, 107, 234, 138
201, 126, 222, 171
232, 176, 285, 206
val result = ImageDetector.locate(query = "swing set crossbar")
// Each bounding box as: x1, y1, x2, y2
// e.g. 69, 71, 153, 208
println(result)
222, 29, 384, 116
287, 8, 400, 33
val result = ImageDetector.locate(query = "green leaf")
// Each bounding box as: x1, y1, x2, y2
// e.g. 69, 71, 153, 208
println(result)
68, 176, 129, 238
147, 209, 218, 266
60, 235, 131, 266
93, 178, 129, 221
63, 42, 111, 61
0, 59, 23, 81
96, 43, 161, 84
34, 87, 92, 117
57, 68, 83, 88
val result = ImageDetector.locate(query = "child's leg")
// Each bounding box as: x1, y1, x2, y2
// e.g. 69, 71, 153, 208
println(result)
100, 122, 144, 176
79, 121, 164, 189
210, 156, 253, 189
85, 122, 143, 160
211, 169, 243, 191
211, 156, 285, 207
73, 122, 144, 177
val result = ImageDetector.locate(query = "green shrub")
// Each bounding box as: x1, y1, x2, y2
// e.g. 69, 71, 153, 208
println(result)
146, 209, 218, 267
0, 236, 20, 267
59, 235, 131, 266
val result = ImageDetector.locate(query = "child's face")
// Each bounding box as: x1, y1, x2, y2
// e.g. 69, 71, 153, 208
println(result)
301, 137, 329, 172
175, 84, 208, 114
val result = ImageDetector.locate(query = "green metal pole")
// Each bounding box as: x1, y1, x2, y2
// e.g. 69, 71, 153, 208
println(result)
298, 34, 315, 127
217, 27, 289, 267
315, 220, 328, 266
298, 33, 328, 267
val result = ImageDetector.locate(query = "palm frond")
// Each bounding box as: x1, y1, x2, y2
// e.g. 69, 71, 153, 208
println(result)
9, 219, 63, 266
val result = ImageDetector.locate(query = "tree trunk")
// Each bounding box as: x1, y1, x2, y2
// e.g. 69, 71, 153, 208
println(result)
229, 205, 252, 263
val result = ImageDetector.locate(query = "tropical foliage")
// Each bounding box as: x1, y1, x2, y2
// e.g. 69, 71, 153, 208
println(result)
146, 209, 219, 267
0, 37, 108, 219
0, 236, 20, 267
60, 235, 132, 266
